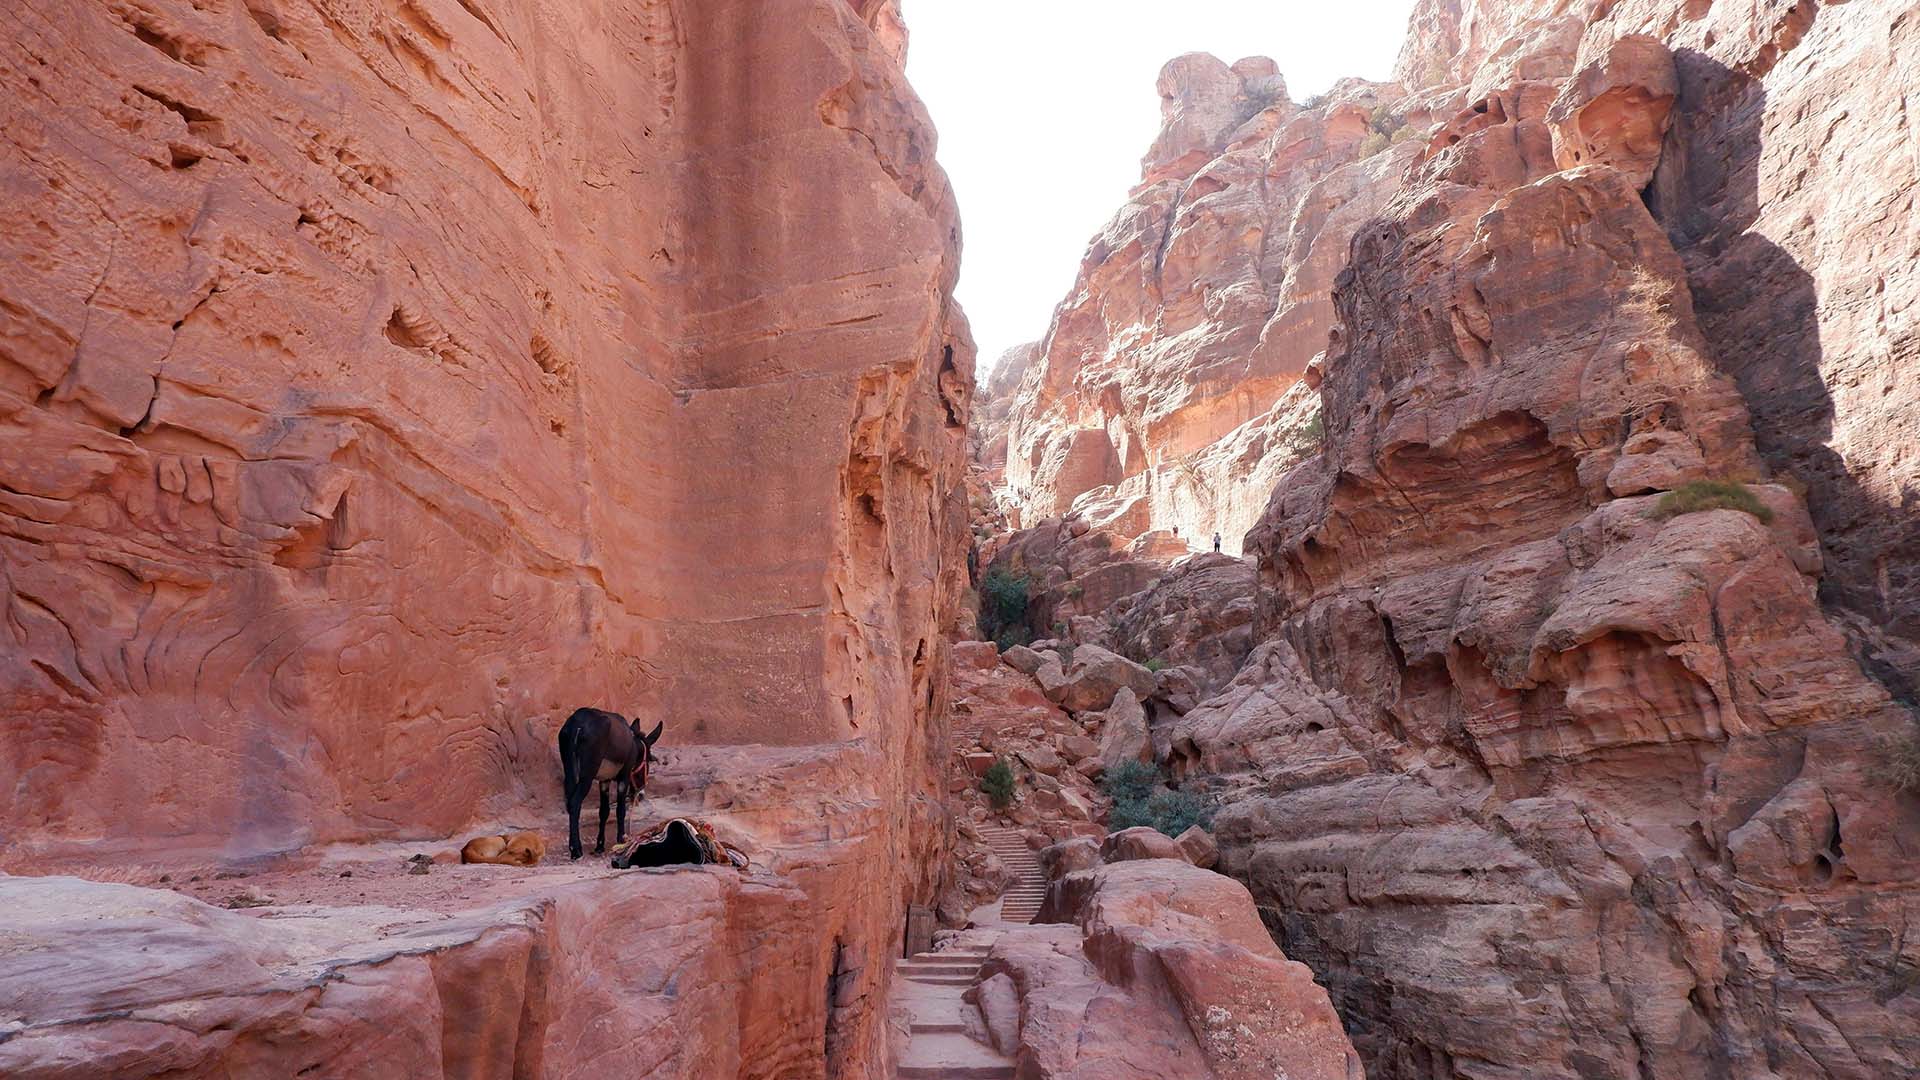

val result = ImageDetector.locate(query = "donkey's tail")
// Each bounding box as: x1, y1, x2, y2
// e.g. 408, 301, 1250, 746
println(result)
558, 711, 585, 796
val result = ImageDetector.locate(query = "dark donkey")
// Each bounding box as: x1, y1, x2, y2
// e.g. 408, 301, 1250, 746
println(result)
558, 708, 664, 860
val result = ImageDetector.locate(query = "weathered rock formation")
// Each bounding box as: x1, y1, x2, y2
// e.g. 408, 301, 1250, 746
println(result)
1181, 21, 1920, 1080
978, 2, 1920, 1077
992, 54, 1428, 553
977, 855, 1364, 1080
1402, 0, 1920, 695
1, 743, 931, 1078
1, 0, 967, 853
2, 0, 969, 1075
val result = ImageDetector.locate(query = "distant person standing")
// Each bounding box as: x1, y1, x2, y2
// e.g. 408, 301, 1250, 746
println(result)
1212, 532, 1221, 552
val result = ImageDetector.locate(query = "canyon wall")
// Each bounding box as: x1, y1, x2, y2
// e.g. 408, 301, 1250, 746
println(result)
981, 0, 1920, 1077
1400, 0, 1920, 696
1, 0, 969, 856
2, 2, 969, 1075
996, 55, 1433, 554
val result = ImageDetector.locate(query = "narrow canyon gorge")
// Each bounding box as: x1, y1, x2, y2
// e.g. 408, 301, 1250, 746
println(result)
2, 0, 1916, 1078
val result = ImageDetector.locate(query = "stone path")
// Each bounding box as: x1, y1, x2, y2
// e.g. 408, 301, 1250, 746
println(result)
892, 942, 1014, 1078
979, 825, 1045, 924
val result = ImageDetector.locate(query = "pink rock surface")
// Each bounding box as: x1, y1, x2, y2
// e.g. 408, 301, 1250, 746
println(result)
0, 0, 969, 859
990, 57, 1417, 554
988, 859, 1362, 1080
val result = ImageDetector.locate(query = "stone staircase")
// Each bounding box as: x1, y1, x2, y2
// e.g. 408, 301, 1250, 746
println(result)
981, 826, 1045, 924
893, 943, 1014, 1079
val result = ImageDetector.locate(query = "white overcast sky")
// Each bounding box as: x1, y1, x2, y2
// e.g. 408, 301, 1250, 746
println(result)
902, 1, 1418, 375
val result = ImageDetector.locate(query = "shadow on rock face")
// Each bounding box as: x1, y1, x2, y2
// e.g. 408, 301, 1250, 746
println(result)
1652, 45, 1918, 704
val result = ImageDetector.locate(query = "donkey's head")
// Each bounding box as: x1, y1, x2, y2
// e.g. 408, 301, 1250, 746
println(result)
625, 719, 664, 797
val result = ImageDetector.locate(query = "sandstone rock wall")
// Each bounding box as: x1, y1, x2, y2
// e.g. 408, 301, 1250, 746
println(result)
1186, 22, 1920, 1079
1401, 0, 1920, 696
993, 54, 1424, 554
973, 3, 1920, 1075
0, 743, 933, 1079
1, 0, 969, 863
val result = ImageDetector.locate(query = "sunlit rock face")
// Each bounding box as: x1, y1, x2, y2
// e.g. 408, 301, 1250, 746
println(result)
1402, 0, 1920, 697
993, 52, 1424, 556
0, 0, 968, 853
1172, 15, 1920, 1079
0, 1, 968, 1073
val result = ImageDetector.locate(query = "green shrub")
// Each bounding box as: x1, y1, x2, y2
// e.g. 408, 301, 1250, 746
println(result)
1283, 412, 1326, 459
978, 567, 1031, 644
1145, 657, 1167, 673
1652, 480, 1774, 524
1102, 761, 1216, 837
980, 757, 1016, 810
1143, 788, 1215, 836
1358, 131, 1390, 159
1103, 759, 1157, 806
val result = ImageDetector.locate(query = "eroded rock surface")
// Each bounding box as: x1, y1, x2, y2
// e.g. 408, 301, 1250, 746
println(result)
977, 5, 1920, 1078
984, 857, 1362, 1080
1, 2, 969, 1077
1191, 27, 1920, 1080
991, 56, 1422, 553
1, 0, 968, 856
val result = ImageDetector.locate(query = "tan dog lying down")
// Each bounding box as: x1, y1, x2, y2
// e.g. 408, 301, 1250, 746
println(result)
460, 831, 547, 866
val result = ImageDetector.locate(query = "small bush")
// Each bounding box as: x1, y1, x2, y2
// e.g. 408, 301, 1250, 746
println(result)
1302, 93, 1327, 110
1652, 480, 1774, 524
1144, 788, 1215, 836
1102, 761, 1216, 837
978, 567, 1032, 644
1357, 131, 1391, 159
1145, 657, 1167, 673
1103, 760, 1157, 806
980, 757, 1016, 810
1283, 412, 1326, 459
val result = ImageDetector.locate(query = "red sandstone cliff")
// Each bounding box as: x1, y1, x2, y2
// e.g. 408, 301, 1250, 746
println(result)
978, 1, 1920, 1077
1, 0, 968, 1075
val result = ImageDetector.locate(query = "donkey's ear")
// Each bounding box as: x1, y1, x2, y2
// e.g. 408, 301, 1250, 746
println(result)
644, 721, 664, 745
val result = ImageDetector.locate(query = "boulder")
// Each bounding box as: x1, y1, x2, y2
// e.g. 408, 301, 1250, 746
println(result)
1101, 826, 1187, 863
1001, 645, 1048, 674
952, 641, 1002, 671
1016, 744, 1063, 777
1094, 688, 1152, 769
1042, 645, 1158, 713
981, 860, 1361, 1080
965, 972, 1022, 1057
1044, 837, 1105, 880
1174, 826, 1219, 870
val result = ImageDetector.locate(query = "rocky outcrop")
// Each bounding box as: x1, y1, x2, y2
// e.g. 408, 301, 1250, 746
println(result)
1402, 0, 1920, 696
992, 54, 1425, 553
1, 0, 968, 855
972, 5, 1920, 1076
2, 741, 955, 1078
1, 2, 967, 1076
980, 857, 1363, 1080
1176, 24, 1920, 1080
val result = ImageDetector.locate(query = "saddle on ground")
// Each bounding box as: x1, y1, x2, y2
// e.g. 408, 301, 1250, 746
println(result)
609, 818, 749, 869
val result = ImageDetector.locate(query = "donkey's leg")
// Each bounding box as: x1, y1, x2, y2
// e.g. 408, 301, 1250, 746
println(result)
595, 781, 611, 854
616, 779, 629, 843
565, 772, 589, 861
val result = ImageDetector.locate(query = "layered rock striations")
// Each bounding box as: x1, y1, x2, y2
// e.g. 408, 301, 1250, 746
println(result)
994, 54, 1428, 554
2, 0, 968, 1076
1180, 23, 1920, 1080
977, 3, 1920, 1077
1402, 0, 1920, 695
